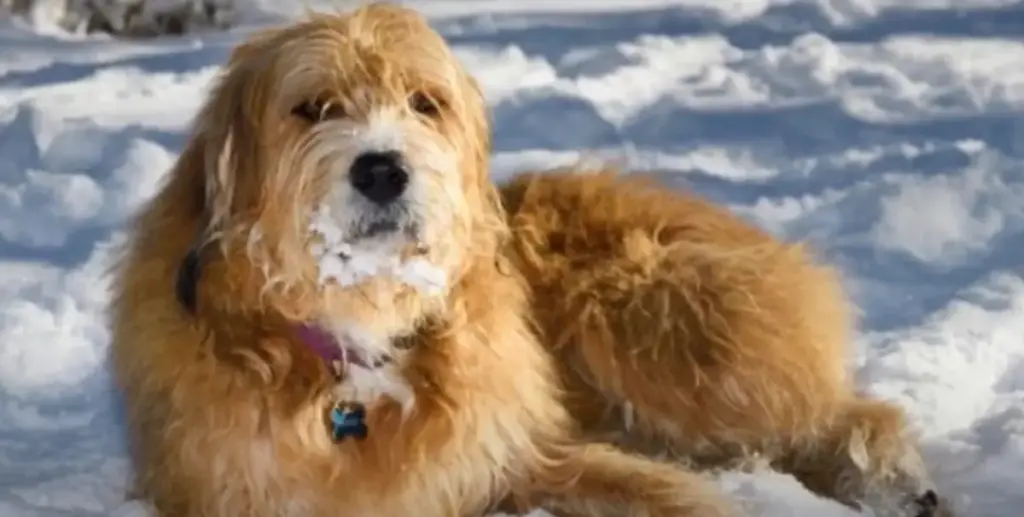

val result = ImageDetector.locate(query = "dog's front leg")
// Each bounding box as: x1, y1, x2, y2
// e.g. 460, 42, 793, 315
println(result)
512, 442, 740, 517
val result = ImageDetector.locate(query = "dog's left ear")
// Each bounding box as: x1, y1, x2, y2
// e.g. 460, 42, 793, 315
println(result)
463, 74, 502, 216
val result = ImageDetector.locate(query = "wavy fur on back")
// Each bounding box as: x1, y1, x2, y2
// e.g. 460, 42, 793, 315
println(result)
501, 168, 954, 517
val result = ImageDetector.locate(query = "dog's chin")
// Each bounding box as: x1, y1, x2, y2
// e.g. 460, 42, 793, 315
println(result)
310, 199, 423, 257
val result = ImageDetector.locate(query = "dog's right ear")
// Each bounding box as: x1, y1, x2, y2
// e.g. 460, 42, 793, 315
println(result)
197, 73, 246, 235
176, 37, 274, 315
195, 31, 279, 235
174, 120, 230, 315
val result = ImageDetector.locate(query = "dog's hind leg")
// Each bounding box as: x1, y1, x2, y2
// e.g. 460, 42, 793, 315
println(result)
773, 396, 955, 517
512, 442, 738, 517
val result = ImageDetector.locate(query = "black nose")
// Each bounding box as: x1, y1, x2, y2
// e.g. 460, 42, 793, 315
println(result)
349, 151, 409, 205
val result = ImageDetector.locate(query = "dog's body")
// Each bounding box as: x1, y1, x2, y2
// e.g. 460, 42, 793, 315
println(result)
109, 5, 734, 517
109, 4, 950, 517
501, 170, 951, 517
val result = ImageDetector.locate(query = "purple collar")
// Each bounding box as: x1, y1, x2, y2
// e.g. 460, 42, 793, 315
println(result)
296, 323, 387, 370
295, 324, 343, 362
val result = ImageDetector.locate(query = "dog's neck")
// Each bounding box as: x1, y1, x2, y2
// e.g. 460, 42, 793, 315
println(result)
294, 322, 423, 372
174, 238, 434, 369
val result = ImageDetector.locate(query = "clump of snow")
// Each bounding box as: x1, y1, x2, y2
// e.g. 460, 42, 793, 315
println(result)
307, 205, 447, 295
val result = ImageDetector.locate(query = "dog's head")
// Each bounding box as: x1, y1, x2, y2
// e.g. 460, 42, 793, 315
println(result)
177, 4, 499, 336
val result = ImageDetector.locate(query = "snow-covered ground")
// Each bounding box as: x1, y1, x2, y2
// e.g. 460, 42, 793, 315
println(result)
2, 1, 1023, 515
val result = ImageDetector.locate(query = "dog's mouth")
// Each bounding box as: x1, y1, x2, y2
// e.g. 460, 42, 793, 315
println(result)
347, 204, 419, 244
341, 218, 419, 256
357, 219, 400, 240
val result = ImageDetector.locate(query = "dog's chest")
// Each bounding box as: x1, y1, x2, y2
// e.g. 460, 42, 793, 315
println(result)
280, 325, 529, 516
331, 363, 415, 412
315, 403, 522, 516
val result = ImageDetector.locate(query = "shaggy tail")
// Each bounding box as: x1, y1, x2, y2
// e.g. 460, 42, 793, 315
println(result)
515, 442, 737, 517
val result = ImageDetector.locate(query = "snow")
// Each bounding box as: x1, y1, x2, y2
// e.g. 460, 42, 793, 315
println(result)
308, 204, 447, 294
2, 0, 1023, 515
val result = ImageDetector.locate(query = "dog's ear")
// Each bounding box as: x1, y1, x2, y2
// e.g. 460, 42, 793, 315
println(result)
464, 74, 492, 189
463, 73, 508, 246
176, 36, 275, 314
457, 74, 499, 215
198, 75, 249, 236
196, 32, 279, 237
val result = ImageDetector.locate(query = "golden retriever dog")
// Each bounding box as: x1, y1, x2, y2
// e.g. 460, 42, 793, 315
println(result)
108, 4, 738, 517
499, 169, 953, 517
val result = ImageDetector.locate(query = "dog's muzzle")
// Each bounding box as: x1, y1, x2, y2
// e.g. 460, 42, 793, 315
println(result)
345, 150, 419, 242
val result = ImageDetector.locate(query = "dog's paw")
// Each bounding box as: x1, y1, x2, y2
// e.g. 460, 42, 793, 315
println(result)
858, 486, 957, 517
913, 490, 956, 517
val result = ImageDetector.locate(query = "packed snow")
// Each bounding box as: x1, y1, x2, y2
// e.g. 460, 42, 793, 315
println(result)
1, 1, 1023, 516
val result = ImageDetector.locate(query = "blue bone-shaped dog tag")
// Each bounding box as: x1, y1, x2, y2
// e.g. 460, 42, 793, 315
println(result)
330, 403, 368, 442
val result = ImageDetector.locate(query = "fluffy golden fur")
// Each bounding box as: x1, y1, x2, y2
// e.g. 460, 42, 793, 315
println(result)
500, 169, 953, 517
108, 4, 736, 517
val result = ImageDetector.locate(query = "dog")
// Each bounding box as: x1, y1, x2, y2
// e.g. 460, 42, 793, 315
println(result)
499, 169, 955, 517
107, 4, 739, 517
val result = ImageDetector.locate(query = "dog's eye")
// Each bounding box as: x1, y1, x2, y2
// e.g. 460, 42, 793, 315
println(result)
409, 92, 441, 118
292, 99, 345, 123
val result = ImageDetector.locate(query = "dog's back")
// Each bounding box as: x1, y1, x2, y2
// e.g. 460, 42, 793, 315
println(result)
501, 167, 952, 517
